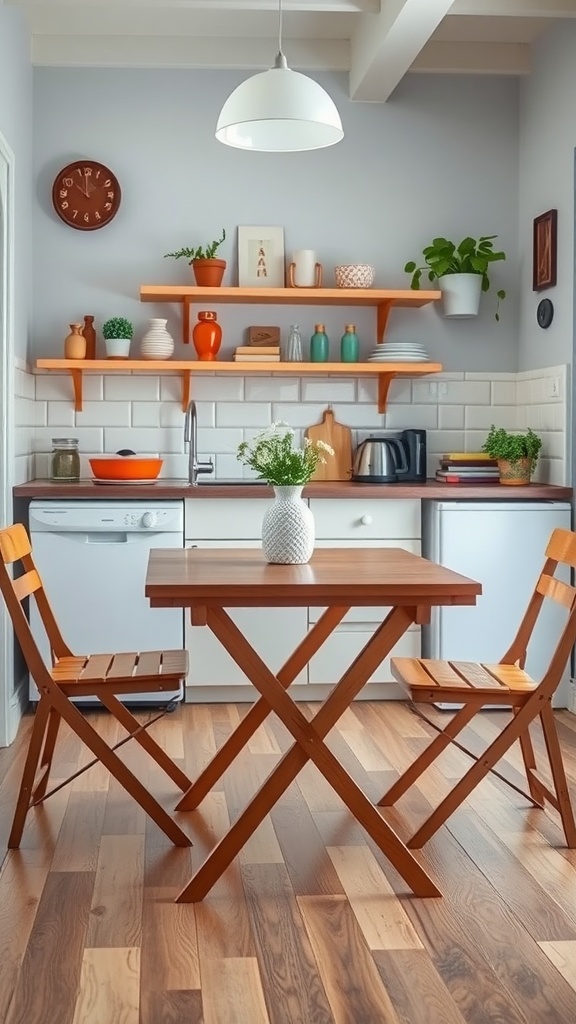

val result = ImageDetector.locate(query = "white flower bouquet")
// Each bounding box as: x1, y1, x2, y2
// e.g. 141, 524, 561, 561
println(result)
237, 422, 334, 486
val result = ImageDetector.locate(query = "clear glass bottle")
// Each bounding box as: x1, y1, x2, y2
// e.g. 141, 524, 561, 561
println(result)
310, 323, 329, 362
50, 438, 80, 482
285, 324, 303, 362
341, 323, 359, 363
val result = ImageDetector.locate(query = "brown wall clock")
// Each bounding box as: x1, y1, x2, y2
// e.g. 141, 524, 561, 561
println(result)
52, 159, 121, 231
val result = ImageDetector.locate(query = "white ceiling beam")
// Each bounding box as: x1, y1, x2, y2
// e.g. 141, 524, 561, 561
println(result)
452, 0, 576, 16
349, 0, 457, 102
31, 33, 350, 69
411, 40, 531, 74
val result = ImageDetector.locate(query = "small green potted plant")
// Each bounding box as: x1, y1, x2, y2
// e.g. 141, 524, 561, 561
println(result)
102, 316, 133, 359
164, 229, 227, 287
482, 424, 542, 485
404, 235, 506, 321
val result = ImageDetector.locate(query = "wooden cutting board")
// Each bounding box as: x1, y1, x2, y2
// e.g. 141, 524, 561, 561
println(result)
305, 409, 352, 481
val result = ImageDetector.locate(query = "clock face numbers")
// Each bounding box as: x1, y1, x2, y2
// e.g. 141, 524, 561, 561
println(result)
536, 298, 554, 329
52, 161, 121, 231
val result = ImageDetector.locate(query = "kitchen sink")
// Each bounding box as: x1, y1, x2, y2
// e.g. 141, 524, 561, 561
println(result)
196, 479, 266, 486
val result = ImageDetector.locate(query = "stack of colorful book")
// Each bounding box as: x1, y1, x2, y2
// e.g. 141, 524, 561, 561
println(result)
435, 451, 500, 484
233, 346, 280, 362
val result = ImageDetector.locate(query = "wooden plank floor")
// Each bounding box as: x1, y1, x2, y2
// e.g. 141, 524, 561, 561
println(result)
2, 700, 576, 1024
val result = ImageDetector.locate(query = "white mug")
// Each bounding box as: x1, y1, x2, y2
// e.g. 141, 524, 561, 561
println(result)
292, 249, 317, 288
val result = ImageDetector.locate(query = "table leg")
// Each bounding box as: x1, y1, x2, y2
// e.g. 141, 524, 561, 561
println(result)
177, 605, 440, 901
176, 605, 348, 811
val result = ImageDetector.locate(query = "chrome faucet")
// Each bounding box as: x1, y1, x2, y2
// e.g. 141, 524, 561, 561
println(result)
184, 400, 213, 485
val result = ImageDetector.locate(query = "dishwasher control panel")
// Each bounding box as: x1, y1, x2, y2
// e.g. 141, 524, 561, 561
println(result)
29, 500, 184, 534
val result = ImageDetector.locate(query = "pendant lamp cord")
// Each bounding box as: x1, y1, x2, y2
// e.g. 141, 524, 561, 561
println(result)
274, 0, 288, 69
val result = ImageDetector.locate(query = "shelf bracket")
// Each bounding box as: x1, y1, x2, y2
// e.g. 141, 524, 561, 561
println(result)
377, 374, 393, 414
70, 369, 83, 412
183, 296, 192, 345
376, 301, 394, 344
181, 370, 191, 411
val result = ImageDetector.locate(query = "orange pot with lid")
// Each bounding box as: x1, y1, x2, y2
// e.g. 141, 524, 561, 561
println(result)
89, 450, 163, 481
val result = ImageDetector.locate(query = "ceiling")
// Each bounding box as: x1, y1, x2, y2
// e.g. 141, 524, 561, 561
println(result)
8, 0, 575, 102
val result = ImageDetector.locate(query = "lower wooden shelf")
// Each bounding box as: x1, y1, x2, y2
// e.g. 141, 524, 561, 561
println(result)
34, 359, 443, 413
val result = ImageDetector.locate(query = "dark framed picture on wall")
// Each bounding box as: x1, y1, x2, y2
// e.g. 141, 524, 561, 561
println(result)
532, 208, 557, 291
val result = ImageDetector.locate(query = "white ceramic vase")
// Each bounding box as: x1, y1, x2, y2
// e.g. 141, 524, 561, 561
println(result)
140, 318, 175, 359
438, 273, 483, 318
261, 486, 315, 564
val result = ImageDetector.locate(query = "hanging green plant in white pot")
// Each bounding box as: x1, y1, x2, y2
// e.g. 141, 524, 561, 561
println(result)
404, 235, 506, 321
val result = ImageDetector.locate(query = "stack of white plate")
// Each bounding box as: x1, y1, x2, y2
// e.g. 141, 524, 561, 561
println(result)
368, 342, 430, 362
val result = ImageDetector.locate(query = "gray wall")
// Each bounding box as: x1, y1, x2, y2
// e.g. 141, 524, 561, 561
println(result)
0, 7, 32, 361
32, 68, 519, 370
518, 21, 576, 372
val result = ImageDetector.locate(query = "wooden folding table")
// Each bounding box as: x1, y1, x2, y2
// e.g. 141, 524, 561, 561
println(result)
145, 546, 481, 902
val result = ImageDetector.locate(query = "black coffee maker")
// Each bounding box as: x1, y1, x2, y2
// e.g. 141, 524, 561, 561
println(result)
351, 429, 427, 483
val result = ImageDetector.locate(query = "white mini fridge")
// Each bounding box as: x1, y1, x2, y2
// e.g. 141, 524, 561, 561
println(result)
422, 500, 572, 708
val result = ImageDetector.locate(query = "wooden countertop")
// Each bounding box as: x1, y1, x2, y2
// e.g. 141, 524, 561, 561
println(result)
13, 479, 573, 500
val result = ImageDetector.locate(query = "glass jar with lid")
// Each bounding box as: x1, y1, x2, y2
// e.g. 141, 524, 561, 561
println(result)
50, 438, 80, 482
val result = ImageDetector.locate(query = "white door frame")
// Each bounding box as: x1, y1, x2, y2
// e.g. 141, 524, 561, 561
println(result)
0, 131, 16, 747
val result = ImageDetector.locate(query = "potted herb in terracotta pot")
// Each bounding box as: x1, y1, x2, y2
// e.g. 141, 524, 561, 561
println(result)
404, 235, 506, 321
482, 425, 542, 485
102, 316, 133, 359
164, 229, 227, 287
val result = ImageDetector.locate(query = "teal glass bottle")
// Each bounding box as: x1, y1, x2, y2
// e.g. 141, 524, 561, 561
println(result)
340, 324, 359, 363
310, 323, 329, 362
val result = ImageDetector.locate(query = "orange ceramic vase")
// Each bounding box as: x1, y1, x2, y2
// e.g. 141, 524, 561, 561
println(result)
193, 310, 222, 361
64, 323, 86, 360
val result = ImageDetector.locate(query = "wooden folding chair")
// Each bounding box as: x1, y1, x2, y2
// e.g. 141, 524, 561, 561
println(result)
0, 522, 193, 849
378, 527, 576, 850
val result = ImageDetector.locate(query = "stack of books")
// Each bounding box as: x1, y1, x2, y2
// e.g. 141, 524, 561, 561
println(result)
435, 451, 500, 484
233, 346, 280, 362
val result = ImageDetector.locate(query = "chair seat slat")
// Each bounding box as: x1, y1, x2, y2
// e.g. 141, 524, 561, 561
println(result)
107, 653, 139, 679
135, 651, 163, 676
481, 663, 536, 691
80, 654, 115, 680
448, 661, 507, 690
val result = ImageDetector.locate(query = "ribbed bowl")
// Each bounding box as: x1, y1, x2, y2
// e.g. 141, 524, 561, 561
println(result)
334, 264, 375, 288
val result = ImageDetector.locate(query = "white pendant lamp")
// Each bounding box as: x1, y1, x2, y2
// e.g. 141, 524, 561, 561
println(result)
215, 0, 343, 152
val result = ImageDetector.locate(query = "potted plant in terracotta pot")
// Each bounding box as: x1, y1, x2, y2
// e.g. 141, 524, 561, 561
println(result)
482, 424, 542, 485
404, 235, 506, 321
102, 316, 133, 359
164, 229, 227, 287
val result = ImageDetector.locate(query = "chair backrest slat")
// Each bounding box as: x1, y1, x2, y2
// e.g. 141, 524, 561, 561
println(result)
13, 569, 42, 603
536, 573, 576, 609
546, 527, 576, 568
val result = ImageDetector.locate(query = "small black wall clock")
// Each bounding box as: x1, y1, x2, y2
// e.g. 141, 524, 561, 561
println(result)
536, 298, 554, 329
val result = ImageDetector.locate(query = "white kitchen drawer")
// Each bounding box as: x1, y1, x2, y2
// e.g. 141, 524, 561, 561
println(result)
309, 626, 420, 685
185, 498, 272, 540
309, 499, 420, 540
309, 538, 421, 622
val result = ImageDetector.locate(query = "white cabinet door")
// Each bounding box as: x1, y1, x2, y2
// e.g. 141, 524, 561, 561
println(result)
184, 541, 307, 688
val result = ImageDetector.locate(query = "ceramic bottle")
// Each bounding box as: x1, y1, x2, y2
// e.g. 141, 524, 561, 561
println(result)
310, 324, 329, 362
64, 324, 86, 360
340, 324, 359, 363
82, 315, 96, 359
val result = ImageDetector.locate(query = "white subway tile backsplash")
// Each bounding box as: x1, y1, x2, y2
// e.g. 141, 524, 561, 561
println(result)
104, 426, 183, 454
245, 377, 299, 402
491, 381, 517, 405
385, 405, 438, 429
78, 401, 131, 427
21, 364, 567, 488
47, 402, 75, 428
442, 381, 491, 405
216, 402, 272, 428
438, 405, 464, 430
132, 402, 161, 428
301, 380, 355, 404
15, 368, 35, 400
465, 405, 516, 430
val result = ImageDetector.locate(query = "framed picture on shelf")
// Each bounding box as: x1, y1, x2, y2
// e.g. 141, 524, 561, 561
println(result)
238, 226, 285, 288
532, 208, 557, 291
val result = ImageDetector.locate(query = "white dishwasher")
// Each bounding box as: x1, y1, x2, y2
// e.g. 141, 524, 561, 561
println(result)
28, 500, 185, 704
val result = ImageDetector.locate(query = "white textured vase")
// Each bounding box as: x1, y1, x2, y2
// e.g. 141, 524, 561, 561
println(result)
140, 318, 175, 359
262, 486, 315, 565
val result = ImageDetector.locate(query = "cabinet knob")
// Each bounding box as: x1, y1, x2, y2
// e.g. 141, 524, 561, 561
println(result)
360, 514, 373, 526
141, 511, 157, 528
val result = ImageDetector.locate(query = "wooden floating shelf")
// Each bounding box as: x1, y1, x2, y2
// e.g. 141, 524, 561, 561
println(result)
35, 359, 443, 414
139, 285, 441, 345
